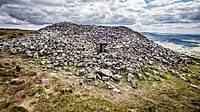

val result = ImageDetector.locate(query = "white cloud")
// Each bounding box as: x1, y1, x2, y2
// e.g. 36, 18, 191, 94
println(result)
0, 0, 199, 33
148, 0, 181, 6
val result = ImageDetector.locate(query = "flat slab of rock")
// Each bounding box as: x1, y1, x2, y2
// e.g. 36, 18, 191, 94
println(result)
100, 69, 113, 77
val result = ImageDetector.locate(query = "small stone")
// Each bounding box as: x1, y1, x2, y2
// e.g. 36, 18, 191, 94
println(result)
10, 48, 17, 54
127, 73, 134, 82
149, 60, 153, 65
191, 84, 198, 89
10, 79, 25, 85
79, 69, 86, 75
77, 62, 83, 67
153, 70, 159, 75
131, 80, 137, 88
79, 79, 84, 85
154, 76, 160, 81
95, 80, 100, 86
113, 88, 121, 93
47, 64, 54, 69
86, 73, 96, 79
126, 68, 133, 72
102, 76, 110, 81
63, 66, 69, 70
41, 78, 49, 83
34, 52, 39, 59
100, 69, 113, 77
41, 61, 46, 65
39, 49, 45, 55
45, 95, 50, 99
26, 50, 32, 57
106, 82, 114, 89
105, 62, 112, 66
30, 46, 35, 50
145, 72, 151, 76
137, 73, 145, 80
112, 74, 122, 81
94, 67, 100, 72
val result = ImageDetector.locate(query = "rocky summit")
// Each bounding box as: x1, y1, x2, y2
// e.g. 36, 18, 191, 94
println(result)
0, 22, 191, 87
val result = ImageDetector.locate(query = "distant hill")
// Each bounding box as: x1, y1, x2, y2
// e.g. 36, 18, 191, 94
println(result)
141, 32, 200, 57
141, 32, 200, 47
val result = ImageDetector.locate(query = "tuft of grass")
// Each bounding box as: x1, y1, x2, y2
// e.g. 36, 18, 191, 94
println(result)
20, 70, 37, 76
11, 105, 28, 112
26, 86, 45, 96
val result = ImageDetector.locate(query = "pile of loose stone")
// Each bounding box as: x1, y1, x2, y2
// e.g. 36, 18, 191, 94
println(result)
0, 22, 191, 88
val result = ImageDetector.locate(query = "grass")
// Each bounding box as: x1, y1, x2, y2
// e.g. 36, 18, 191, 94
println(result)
0, 28, 34, 40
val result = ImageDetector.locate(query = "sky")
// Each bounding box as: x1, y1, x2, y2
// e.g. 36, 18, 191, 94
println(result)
0, 0, 200, 34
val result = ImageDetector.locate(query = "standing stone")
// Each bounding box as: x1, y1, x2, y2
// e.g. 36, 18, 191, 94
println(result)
97, 41, 108, 53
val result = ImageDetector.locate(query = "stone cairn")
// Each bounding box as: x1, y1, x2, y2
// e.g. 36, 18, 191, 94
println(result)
0, 22, 191, 88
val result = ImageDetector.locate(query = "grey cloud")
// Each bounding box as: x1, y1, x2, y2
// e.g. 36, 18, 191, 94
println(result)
0, 0, 199, 33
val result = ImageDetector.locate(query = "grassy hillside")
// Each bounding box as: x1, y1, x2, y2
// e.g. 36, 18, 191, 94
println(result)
0, 29, 200, 112
0, 28, 34, 40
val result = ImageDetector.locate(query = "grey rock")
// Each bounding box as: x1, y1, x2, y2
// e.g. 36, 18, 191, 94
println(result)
102, 76, 110, 81
191, 84, 198, 89
10, 48, 17, 54
34, 52, 39, 59
126, 67, 133, 72
106, 82, 115, 89
47, 64, 54, 69
105, 62, 112, 66
79, 69, 86, 75
137, 73, 145, 80
153, 70, 159, 75
86, 73, 96, 79
154, 76, 160, 81
131, 80, 137, 88
112, 74, 122, 81
26, 50, 32, 57
145, 72, 151, 76
127, 73, 134, 82
95, 80, 100, 86
41, 78, 49, 83
100, 69, 113, 77
113, 88, 121, 93
41, 60, 46, 65
79, 79, 84, 85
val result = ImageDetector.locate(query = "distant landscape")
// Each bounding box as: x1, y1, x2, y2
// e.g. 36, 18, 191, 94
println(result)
142, 32, 200, 58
